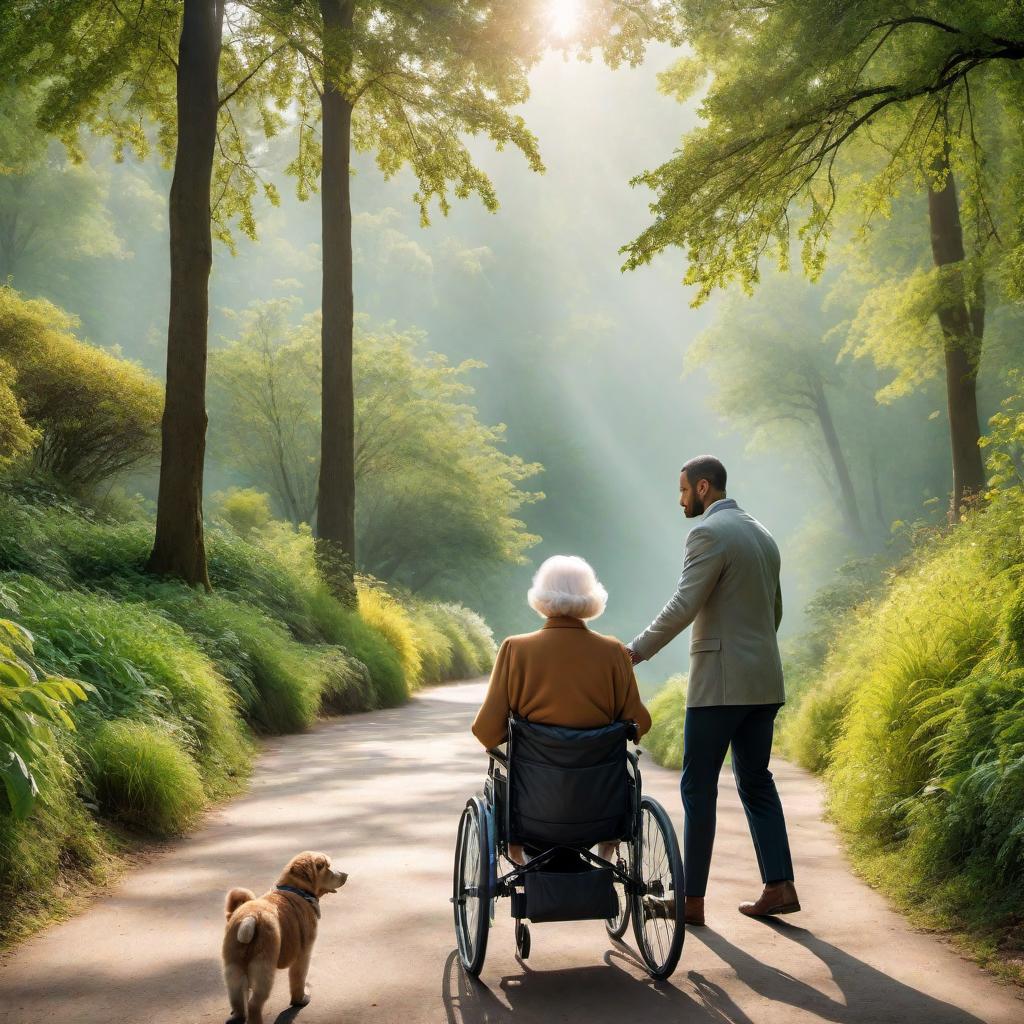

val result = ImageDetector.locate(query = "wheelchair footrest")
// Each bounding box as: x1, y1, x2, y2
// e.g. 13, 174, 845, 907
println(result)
522, 867, 619, 923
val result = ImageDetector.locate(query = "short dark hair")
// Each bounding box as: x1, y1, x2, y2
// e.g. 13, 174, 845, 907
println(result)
682, 455, 727, 492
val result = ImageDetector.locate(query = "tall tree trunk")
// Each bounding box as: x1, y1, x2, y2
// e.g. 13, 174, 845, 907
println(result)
145, 0, 223, 587
927, 138, 986, 520
316, 0, 357, 606
810, 372, 865, 541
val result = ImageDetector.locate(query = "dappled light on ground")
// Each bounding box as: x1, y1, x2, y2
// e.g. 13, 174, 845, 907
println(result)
1, 683, 1017, 1024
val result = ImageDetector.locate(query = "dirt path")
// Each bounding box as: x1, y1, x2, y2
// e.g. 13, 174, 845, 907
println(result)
1, 681, 1020, 1023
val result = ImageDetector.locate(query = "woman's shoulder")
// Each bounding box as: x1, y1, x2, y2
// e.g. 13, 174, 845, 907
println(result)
499, 626, 627, 655
497, 628, 543, 649
586, 629, 631, 655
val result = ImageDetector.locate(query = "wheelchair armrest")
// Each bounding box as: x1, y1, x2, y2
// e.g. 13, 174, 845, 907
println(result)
487, 747, 508, 769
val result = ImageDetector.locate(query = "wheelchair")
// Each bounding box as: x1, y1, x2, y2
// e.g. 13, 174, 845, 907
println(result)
452, 714, 685, 980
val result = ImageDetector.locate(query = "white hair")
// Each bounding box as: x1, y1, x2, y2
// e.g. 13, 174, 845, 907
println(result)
527, 555, 608, 621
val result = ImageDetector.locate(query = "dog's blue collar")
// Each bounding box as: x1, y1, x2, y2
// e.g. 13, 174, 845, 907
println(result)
276, 884, 321, 919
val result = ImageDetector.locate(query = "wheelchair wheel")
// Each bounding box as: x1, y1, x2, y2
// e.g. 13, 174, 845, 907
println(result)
605, 844, 632, 940
453, 797, 490, 976
515, 920, 531, 959
631, 797, 685, 980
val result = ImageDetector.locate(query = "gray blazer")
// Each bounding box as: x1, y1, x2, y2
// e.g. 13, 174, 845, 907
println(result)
629, 498, 784, 707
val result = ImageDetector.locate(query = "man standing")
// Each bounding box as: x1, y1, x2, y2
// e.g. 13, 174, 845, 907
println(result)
628, 455, 798, 926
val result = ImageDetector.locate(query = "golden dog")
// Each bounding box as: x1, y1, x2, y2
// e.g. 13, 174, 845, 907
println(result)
222, 851, 348, 1024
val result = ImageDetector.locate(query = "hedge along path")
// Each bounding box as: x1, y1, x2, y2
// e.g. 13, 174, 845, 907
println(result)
0, 681, 1020, 1024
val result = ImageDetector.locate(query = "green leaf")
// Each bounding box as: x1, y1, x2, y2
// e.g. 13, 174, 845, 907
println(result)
0, 656, 33, 688
0, 749, 38, 820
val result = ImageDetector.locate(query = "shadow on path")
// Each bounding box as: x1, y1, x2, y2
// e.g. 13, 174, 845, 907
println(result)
440, 948, 711, 1024
441, 919, 990, 1024
688, 920, 987, 1024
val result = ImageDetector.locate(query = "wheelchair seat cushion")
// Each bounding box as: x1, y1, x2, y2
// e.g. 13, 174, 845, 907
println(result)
507, 717, 631, 847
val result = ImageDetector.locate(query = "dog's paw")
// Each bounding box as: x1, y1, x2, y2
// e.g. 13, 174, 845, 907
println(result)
290, 993, 312, 1008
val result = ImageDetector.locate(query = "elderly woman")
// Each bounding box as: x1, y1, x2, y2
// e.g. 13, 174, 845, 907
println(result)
472, 555, 652, 863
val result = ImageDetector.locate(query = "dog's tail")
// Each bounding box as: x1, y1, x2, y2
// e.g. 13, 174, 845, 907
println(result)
235, 915, 257, 944
225, 887, 255, 920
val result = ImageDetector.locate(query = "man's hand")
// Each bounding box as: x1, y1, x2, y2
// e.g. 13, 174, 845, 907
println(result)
628, 646, 644, 666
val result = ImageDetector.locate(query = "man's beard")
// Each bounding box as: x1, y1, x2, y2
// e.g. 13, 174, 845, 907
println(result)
686, 496, 705, 518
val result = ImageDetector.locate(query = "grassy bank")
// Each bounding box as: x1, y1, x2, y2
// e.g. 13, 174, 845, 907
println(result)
0, 485, 495, 947
778, 488, 1024, 982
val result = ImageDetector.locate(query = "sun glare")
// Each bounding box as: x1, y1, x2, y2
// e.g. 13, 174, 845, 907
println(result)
549, 0, 581, 39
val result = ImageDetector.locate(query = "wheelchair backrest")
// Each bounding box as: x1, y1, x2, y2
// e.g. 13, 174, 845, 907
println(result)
506, 716, 632, 848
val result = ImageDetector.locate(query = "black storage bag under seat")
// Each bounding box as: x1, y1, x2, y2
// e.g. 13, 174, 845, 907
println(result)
524, 866, 619, 923
507, 717, 631, 848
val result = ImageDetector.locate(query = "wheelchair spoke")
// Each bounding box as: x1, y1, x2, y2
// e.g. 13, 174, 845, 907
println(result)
606, 844, 632, 938
632, 798, 685, 980
453, 799, 490, 976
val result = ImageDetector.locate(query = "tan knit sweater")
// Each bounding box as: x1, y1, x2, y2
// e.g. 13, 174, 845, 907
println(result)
471, 616, 652, 750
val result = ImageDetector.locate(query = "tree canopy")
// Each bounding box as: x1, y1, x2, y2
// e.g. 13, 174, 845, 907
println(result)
208, 302, 541, 590
622, 1, 1024, 300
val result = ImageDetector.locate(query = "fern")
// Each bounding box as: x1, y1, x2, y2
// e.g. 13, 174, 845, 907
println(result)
0, 617, 90, 819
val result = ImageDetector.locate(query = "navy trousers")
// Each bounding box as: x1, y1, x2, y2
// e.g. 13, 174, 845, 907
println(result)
680, 703, 794, 897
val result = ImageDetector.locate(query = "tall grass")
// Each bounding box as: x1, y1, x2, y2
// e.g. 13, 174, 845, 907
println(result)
3, 573, 250, 790
0, 489, 492, 708
305, 587, 407, 707
429, 602, 497, 678
781, 489, 1024, 976
0, 738, 106, 946
138, 587, 324, 734
86, 720, 206, 835
0, 485, 497, 948
357, 579, 424, 687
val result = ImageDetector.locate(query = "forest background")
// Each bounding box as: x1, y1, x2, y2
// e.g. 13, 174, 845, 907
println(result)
1, 0, 1022, 985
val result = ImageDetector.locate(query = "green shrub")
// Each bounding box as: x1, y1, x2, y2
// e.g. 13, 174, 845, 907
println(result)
0, 358, 38, 471
141, 587, 321, 734
209, 487, 274, 539
433, 602, 497, 677
45, 512, 151, 584
86, 719, 205, 835
308, 587, 406, 707
357, 579, 423, 687
425, 605, 481, 679
406, 603, 454, 683
317, 647, 375, 715
0, 738, 106, 947
782, 488, 1024, 962
778, 670, 855, 774
826, 530, 1005, 848
0, 489, 72, 581
450, 603, 497, 670
642, 675, 688, 770
0, 287, 162, 490
0, 616, 90, 819
3, 573, 250, 792
205, 525, 320, 642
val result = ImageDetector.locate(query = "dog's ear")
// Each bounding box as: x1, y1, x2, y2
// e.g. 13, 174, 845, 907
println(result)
313, 854, 329, 872
289, 853, 317, 888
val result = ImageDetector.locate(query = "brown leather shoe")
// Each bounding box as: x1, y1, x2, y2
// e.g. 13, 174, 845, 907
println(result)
640, 895, 705, 926
641, 894, 675, 920
684, 896, 705, 926
739, 881, 801, 918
